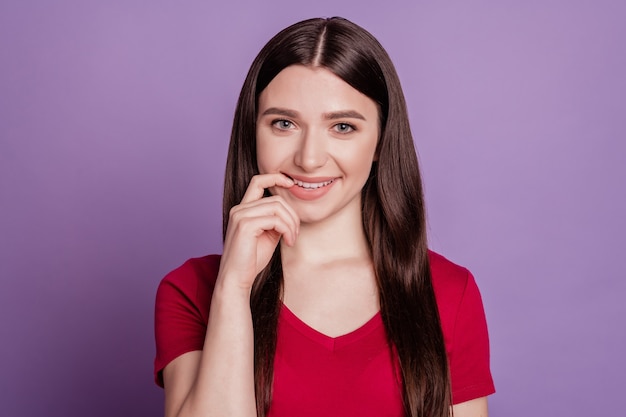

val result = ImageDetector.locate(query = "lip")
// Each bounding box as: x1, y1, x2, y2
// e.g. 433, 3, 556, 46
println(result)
283, 173, 339, 201
286, 174, 338, 183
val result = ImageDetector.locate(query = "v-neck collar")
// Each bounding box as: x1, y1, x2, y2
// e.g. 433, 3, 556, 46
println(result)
279, 303, 383, 351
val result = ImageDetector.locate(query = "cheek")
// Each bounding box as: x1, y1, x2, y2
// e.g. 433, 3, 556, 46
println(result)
352, 137, 379, 170
256, 153, 269, 174
255, 131, 267, 173
255, 138, 277, 174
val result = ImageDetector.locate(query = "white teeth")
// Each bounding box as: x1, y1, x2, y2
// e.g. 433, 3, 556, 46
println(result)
293, 178, 334, 189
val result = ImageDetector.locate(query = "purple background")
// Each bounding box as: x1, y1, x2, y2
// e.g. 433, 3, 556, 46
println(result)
1, 1, 624, 416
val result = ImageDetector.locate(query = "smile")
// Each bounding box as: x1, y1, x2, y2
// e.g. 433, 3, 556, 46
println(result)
292, 178, 335, 189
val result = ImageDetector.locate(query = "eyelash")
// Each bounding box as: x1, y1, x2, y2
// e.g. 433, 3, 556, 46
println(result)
333, 123, 356, 134
270, 119, 357, 134
272, 119, 295, 130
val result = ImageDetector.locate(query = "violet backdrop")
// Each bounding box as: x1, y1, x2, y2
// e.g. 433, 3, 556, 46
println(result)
1, 1, 624, 416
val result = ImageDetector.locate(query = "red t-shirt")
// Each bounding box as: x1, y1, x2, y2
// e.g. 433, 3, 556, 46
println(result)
154, 251, 495, 414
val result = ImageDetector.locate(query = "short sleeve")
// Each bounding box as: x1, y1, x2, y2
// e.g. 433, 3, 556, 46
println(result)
448, 271, 495, 404
153, 255, 219, 387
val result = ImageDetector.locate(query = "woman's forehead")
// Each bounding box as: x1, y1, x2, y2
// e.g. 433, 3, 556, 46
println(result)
257, 65, 379, 121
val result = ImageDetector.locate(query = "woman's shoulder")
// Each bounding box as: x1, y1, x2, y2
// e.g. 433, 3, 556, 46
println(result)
160, 254, 222, 288
427, 250, 495, 402
427, 250, 482, 331
156, 254, 222, 319
154, 254, 222, 386
428, 249, 472, 293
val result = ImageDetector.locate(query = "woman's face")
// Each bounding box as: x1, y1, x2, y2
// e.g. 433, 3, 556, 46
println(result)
256, 65, 379, 225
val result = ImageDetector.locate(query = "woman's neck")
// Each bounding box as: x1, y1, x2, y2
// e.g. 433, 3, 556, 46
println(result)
280, 205, 370, 265
278, 202, 380, 337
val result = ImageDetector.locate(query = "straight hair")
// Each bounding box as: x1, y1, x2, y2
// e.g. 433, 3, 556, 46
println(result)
223, 17, 451, 417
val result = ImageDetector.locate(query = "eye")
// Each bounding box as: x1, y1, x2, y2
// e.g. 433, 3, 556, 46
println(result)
272, 119, 295, 130
333, 123, 355, 134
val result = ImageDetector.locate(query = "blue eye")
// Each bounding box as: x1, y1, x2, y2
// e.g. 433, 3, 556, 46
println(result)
334, 123, 355, 133
272, 119, 294, 130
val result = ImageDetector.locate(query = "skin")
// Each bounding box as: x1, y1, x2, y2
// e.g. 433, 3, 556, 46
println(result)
162, 65, 489, 417
256, 65, 380, 227
256, 65, 381, 335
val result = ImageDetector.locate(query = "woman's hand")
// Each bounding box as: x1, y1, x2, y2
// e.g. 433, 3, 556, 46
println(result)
218, 173, 299, 291
162, 174, 299, 417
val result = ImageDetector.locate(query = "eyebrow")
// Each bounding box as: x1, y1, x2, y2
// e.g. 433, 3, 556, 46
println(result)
260, 107, 366, 121
260, 107, 299, 118
323, 110, 366, 121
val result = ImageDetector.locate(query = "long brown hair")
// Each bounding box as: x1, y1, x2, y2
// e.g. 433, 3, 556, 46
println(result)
223, 17, 451, 417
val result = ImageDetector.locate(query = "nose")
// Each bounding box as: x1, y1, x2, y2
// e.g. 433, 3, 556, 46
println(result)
294, 129, 328, 171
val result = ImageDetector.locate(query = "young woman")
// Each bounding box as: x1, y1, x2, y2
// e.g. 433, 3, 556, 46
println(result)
154, 17, 495, 417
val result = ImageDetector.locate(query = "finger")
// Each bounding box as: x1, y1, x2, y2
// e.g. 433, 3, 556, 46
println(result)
229, 198, 299, 243
271, 195, 300, 236
241, 174, 294, 204
227, 214, 297, 249
220, 215, 294, 281
233, 196, 299, 235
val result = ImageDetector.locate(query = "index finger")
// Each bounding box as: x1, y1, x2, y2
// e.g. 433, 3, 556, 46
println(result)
241, 174, 294, 204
